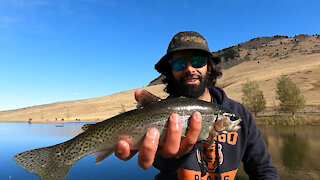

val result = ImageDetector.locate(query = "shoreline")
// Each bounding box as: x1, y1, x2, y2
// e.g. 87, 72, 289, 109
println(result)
0, 120, 99, 123
1, 115, 319, 126
255, 113, 320, 125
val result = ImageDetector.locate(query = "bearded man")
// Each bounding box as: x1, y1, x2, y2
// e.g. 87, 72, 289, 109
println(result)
115, 31, 279, 180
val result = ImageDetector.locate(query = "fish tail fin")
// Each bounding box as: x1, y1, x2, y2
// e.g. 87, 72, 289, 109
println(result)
13, 145, 73, 180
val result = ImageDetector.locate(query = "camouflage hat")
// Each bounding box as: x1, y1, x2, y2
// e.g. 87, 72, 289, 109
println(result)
155, 31, 212, 73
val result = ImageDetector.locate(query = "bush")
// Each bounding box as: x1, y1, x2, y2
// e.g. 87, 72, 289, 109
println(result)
275, 75, 306, 119
219, 48, 239, 61
241, 80, 266, 116
119, 104, 126, 113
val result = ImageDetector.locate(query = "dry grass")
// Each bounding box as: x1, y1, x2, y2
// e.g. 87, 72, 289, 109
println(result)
217, 53, 320, 107
254, 113, 320, 125
1, 36, 320, 123
0, 85, 168, 122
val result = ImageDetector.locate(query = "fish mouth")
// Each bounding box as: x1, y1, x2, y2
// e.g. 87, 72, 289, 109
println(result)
214, 113, 242, 134
206, 113, 242, 145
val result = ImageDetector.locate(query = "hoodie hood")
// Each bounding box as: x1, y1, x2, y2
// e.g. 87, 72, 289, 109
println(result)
209, 86, 229, 107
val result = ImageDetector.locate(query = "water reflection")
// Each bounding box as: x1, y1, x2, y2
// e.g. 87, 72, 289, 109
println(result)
0, 123, 159, 180
281, 133, 310, 174
258, 125, 319, 180
1, 123, 320, 180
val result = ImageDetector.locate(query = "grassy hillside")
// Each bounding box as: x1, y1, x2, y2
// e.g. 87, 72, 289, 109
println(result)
217, 35, 320, 107
1, 35, 319, 122
218, 53, 320, 107
0, 85, 168, 122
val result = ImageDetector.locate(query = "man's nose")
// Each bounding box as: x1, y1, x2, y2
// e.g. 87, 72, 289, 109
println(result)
184, 60, 196, 73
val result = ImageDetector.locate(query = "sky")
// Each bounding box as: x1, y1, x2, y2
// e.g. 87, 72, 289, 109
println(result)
0, 0, 319, 111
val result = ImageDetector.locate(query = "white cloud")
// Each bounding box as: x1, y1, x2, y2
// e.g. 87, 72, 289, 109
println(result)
73, 92, 80, 96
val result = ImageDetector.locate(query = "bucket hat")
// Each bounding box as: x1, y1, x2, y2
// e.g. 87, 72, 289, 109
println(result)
155, 31, 212, 73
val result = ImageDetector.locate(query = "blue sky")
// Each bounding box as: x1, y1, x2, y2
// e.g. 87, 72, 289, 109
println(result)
1, 0, 319, 111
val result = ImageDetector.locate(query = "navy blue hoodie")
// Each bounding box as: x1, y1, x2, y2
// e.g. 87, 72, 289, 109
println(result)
153, 87, 279, 180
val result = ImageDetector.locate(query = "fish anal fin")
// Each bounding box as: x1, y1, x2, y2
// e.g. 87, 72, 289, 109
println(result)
93, 150, 113, 164
136, 89, 161, 108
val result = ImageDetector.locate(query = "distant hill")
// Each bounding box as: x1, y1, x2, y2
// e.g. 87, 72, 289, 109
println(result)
1, 34, 319, 122
149, 34, 320, 85
216, 34, 320, 66
0, 85, 168, 122
216, 34, 320, 105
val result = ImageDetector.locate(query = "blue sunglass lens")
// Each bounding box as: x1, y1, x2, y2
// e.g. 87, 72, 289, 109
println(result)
170, 58, 187, 71
170, 56, 207, 71
191, 56, 207, 68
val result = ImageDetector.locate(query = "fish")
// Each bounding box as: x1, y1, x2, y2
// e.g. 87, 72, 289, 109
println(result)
13, 96, 242, 180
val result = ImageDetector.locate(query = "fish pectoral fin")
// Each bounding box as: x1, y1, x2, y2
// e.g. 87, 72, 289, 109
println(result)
136, 89, 161, 108
93, 150, 113, 164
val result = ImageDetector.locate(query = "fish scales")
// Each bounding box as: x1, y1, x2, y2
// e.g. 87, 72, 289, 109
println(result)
13, 98, 242, 180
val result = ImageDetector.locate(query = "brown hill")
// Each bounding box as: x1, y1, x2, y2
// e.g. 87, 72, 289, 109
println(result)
0, 35, 319, 122
0, 85, 168, 122
217, 34, 320, 107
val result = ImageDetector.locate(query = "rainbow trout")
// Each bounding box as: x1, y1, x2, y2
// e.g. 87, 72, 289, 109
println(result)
13, 98, 241, 180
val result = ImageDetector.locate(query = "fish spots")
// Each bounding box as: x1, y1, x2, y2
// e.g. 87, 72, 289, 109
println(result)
12, 97, 242, 179
118, 134, 135, 146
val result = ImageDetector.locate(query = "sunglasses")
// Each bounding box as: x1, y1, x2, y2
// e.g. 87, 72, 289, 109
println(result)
169, 56, 207, 71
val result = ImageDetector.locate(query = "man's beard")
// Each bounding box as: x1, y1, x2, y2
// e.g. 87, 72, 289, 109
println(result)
171, 72, 209, 98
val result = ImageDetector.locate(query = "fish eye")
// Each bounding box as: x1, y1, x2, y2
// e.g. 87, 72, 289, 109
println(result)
229, 114, 238, 121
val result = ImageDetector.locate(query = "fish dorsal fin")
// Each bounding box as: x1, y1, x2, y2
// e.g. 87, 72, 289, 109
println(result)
82, 123, 93, 132
92, 149, 113, 164
136, 89, 161, 108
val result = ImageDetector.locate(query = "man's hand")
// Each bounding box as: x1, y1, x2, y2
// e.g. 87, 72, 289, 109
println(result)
114, 89, 202, 169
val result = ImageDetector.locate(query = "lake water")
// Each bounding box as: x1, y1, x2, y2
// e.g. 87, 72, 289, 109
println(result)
0, 122, 159, 180
254, 125, 320, 180
0, 123, 319, 180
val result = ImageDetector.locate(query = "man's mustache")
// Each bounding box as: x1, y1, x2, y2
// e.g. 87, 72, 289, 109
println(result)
181, 73, 202, 81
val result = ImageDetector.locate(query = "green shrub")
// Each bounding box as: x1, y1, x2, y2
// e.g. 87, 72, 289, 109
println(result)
219, 48, 239, 61
241, 80, 266, 116
276, 75, 306, 119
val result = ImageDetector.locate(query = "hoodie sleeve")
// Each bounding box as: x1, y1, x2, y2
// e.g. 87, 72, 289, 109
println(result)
241, 107, 279, 180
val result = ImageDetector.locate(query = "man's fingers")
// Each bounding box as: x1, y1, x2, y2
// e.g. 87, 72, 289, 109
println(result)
115, 140, 131, 160
159, 113, 182, 158
138, 128, 160, 169
134, 89, 144, 101
134, 89, 160, 103
177, 111, 202, 158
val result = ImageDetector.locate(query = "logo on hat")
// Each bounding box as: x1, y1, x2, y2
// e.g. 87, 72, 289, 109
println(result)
180, 36, 207, 45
